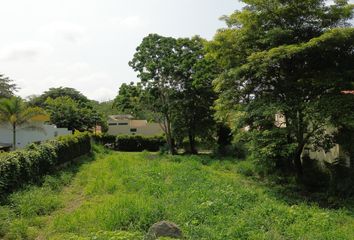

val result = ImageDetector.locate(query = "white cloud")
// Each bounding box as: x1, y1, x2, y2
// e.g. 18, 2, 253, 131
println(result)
0, 41, 53, 62
38, 21, 87, 44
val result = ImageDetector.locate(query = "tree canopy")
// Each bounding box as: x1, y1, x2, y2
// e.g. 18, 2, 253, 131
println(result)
0, 97, 45, 150
45, 96, 104, 132
209, 0, 354, 177
130, 34, 218, 154
0, 74, 17, 98
29, 87, 90, 107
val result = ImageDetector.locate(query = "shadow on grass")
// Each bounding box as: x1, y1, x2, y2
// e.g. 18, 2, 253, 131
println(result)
172, 152, 354, 213
253, 174, 354, 214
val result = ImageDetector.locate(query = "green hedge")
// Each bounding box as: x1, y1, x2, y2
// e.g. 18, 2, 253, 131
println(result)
92, 134, 166, 152
0, 132, 91, 196
116, 135, 165, 152
92, 133, 116, 145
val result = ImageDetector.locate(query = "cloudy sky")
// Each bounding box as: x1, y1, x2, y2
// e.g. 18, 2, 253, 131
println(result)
0, 0, 243, 101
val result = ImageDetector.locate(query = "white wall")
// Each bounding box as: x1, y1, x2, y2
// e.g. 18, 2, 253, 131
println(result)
0, 122, 71, 149
107, 119, 163, 136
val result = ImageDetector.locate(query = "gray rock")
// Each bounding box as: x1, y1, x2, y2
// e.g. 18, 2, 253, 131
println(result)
145, 221, 183, 240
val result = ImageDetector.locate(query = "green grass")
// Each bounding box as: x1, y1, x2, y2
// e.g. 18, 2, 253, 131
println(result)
0, 146, 353, 239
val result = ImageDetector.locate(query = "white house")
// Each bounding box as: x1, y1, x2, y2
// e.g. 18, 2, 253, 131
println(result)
0, 115, 71, 150
107, 115, 163, 136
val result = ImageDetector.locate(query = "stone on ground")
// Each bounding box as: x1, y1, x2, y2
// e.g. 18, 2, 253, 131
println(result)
145, 221, 183, 240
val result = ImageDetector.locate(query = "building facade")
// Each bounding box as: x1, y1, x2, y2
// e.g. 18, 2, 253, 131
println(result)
107, 115, 163, 136
0, 116, 71, 149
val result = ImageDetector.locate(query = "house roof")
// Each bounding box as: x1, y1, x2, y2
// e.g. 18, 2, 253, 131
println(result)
108, 114, 134, 121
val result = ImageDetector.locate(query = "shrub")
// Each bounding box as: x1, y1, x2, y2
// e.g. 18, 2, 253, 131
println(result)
115, 135, 165, 152
236, 160, 256, 177
0, 132, 91, 196
92, 133, 116, 145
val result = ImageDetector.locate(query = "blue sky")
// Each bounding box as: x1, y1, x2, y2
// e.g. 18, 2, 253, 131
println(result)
0, 0, 352, 101
0, 0, 242, 101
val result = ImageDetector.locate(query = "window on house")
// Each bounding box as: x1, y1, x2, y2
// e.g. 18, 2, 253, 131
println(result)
108, 123, 118, 126
130, 128, 137, 133
118, 122, 128, 125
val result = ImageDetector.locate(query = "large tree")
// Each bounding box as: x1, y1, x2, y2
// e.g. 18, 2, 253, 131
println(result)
129, 34, 180, 154
29, 87, 105, 133
113, 82, 150, 119
0, 97, 45, 150
209, 0, 354, 177
171, 37, 218, 154
29, 87, 90, 107
0, 74, 17, 98
130, 34, 218, 154
45, 96, 103, 132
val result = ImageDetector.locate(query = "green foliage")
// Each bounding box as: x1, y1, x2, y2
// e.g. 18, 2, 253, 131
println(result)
0, 74, 17, 98
0, 152, 353, 239
113, 82, 150, 120
27, 87, 106, 132
246, 129, 297, 175
92, 133, 117, 145
115, 135, 165, 152
0, 132, 91, 196
28, 86, 90, 107
170, 37, 217, 154
209, 0, 354, 177
0, 97, 46, 150
235, 160, 256, 177
45, 96, 104, 132
130, 34, 218, 154
9, 187, 62, 217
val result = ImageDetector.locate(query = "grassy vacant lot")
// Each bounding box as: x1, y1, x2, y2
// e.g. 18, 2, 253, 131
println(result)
1, 146, 353, 240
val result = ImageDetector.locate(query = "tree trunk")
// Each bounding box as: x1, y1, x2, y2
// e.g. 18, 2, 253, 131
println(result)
294, 110, 305, 179
12, 123, 16, 150
188, 130, 197, 154
294, 145, 304, 178
165, 115, 176, 155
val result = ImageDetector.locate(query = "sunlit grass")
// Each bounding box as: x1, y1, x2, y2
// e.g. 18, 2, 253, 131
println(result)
0, 146, 353, 239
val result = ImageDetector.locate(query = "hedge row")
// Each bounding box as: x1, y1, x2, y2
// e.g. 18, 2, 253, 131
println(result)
93, 134, 165, 152
116, 135, 165, 151
0, 132, 91, 196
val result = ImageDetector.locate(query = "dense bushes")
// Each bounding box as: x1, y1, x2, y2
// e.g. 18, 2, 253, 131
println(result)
92, 134, 116, 146
0, 132, 91, 196
115, 135, 165, 152
93, 134, 165, 152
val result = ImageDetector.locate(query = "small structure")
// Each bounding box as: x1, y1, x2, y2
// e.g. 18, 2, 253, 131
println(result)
274, 113, 350, 166
0, 115, 71, 149
107, 115, 163, 136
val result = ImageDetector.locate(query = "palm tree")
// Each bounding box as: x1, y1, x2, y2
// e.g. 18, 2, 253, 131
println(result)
0, 97, 45, 150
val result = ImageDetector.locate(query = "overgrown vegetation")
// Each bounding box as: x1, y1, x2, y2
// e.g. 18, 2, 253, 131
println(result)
208, 0, 354, 193
93, 134, 165, 152
28, 87, 106, 132
0, 149, 353, 239
0, 132, 91, 197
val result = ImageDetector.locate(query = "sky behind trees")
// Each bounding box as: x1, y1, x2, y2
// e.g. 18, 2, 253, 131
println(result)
0, 0, 243, 101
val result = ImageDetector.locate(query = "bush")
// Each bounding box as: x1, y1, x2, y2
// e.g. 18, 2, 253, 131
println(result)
236, 160, 256, 177
92, 133, 116, 145
0, 132, 91, 196
115, 135, 165, 152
